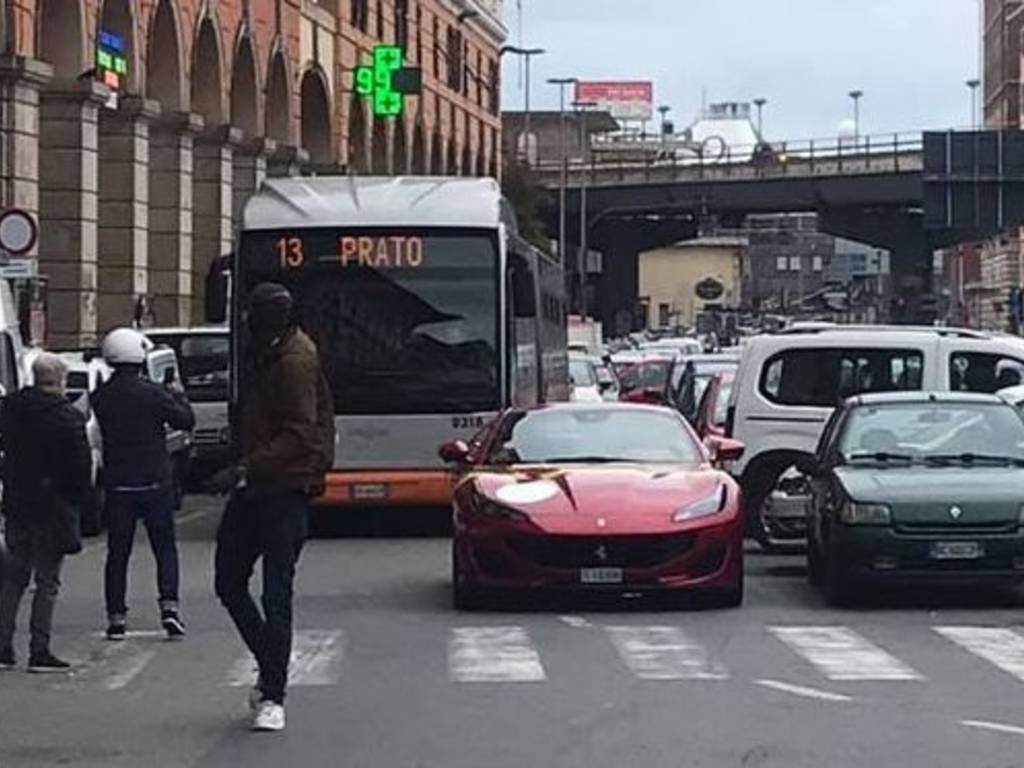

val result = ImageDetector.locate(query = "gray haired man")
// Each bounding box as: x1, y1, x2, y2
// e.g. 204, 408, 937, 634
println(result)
0, 353, 91, 672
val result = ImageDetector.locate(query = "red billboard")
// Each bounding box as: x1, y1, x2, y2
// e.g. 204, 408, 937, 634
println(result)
574, 81, 654, 121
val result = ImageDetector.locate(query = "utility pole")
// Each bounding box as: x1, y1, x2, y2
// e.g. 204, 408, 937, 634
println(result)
966, 78, 981, 130
753, 97, 767, 138
573, 99, 597, 318
500, 46, 546, 165
849, 89, 864, 143
548, 77, 578, 267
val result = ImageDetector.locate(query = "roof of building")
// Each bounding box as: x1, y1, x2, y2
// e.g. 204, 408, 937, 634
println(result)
242, 176, 507, 230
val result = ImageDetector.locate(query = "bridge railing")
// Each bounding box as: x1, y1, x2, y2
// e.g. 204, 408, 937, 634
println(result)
535, 131, 925, 185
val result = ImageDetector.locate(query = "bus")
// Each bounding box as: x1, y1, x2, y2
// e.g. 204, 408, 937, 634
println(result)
234, 176, 568, 507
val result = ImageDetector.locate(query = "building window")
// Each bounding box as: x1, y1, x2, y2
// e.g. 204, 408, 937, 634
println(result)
432, 17, 440, 78
351, 0, 369, 31
415, 4, 423, 64
446, 26, 464, 91
475, 49, 483, 105
658, 303, 671, 328
812, 255, 823, 272
488, 60, 499, 116
789, 256, 801, 271
395, 0, 409, 51
776, 256, 787, 272
463, 41, 470, 97
376, 0, 384, 39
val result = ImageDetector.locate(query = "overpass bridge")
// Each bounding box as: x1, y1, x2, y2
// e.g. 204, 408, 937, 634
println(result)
533, 130, 1024, 330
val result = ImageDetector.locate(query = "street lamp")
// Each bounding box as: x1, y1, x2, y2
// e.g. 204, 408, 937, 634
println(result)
966, 78, 981, 130
657, 104, 671, 146
547, 77, 578, 267
753, 97, 767, 138
500, 45, 546, 165
573, 99, 598, 319
848, 90, 864, 143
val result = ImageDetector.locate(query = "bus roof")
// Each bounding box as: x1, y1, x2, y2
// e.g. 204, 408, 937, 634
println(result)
242, 176, 509, 231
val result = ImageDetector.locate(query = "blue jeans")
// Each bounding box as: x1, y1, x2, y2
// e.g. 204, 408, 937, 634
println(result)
214, 489, 308, 705
104, 487, 179, 621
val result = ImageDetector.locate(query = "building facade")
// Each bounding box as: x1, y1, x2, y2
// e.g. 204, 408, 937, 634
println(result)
637, 237, 746, 331
0, 0, 506, 345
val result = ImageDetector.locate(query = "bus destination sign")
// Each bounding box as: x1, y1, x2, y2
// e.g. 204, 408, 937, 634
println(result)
275, 234, 425, 270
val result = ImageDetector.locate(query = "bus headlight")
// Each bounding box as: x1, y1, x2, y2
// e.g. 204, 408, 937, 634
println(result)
839, 502, 891, 526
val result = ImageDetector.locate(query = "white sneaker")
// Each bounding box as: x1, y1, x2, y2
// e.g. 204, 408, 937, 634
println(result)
251, 701, 285, 732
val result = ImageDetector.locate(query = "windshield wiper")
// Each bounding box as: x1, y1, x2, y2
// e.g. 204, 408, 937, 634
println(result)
923, 453, 1024, 467
539, 456, 635, 464
846, 452, 916, 463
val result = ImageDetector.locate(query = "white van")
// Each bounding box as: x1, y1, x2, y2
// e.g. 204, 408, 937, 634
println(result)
727, 325, 1024, 548
0, 279, 26, 396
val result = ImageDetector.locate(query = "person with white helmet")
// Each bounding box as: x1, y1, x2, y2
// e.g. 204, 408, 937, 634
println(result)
92, 327, 195, 641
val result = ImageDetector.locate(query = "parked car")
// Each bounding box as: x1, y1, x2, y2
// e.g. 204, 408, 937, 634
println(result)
441, 403, 746, 609
144, 326, 230, 475
727, 325, 1024, 550
694, 370, 736, 439
615, 355, 676, 405
802, 392, 1024, 605
52, 346, 193, 535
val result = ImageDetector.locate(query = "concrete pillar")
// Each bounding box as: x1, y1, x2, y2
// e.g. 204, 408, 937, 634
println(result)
37, 80, 109, 346
148, 112, 203, 327
232, 137, 276, 229
97, 96, 160, 335
192, 125, 241, 324
267, 146, 309, 178
0, 56, 52, 219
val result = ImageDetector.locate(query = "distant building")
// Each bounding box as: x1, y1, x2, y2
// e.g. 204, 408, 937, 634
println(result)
741, 214, 835, 312
637, 237, 746, 330
501, 110, 619, 166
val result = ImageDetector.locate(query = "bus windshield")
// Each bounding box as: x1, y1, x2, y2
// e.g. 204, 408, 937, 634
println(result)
237, 229, 501, 415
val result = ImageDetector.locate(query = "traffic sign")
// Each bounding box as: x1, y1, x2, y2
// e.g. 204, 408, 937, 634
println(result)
0, 208, 37, 257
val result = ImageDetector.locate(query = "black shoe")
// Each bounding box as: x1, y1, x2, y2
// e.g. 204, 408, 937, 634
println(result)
161, 611, 186, 640
0, 647, 14, 670
106, 622, 127, 642
28, 651, 71, 674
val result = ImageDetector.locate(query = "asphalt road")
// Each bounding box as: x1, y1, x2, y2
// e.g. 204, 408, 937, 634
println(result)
3, 495, 1024, 768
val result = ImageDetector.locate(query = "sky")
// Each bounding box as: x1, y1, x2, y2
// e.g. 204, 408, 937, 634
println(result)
500, 0, 981, 141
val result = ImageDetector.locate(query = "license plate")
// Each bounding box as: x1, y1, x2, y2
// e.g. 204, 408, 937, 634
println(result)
580, 567, 624, 585
350, 483, 389, 501
930, 541, 985, 560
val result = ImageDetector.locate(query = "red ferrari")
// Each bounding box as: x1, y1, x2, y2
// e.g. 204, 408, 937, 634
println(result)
440, 403, 745, 609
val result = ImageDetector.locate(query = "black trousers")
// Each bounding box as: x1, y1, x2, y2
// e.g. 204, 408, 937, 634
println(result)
214, 489, 308, 704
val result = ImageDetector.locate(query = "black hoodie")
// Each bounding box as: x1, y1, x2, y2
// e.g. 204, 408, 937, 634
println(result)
0, 387, 91, 522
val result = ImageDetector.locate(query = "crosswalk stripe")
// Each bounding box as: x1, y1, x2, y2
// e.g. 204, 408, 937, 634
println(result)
769, 626, 923, 681
935, 626, 1024, 682
606, 626, 728, 680
104, 648, 158, 691
225, 630, 346, 687
448, 626, 546, 683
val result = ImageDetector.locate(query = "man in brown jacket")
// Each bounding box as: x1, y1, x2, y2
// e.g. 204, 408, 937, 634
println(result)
211, 282, 334, 732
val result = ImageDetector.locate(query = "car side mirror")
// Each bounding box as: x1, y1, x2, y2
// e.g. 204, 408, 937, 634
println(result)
704, 436, 745, 464
794, 455, 821, 477
438, 439, 471, 464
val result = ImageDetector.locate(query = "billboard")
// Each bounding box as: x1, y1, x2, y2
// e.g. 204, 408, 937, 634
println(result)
575, 81, 654, 121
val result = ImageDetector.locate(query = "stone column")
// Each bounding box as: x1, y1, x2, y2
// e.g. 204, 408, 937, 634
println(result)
37, 80, 109, 346
232, 137, 276, 232
97, 96, 160, 334
192, 125, 241, 324
148, 112, 203, 327
0, 56, 52, 220
267, 146, 309, 178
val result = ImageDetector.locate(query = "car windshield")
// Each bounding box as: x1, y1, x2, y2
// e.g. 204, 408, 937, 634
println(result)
838, 402, 1024, 464
569, 359, 596, 387
619, 360, 672, 391
147, 333, 230, 403
489, 408, 702, 465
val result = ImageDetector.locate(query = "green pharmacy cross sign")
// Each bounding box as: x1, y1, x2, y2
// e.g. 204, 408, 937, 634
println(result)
355, 45, 422, 117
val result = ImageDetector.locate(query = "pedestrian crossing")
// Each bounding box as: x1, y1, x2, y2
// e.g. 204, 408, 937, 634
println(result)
15, 622, 1024, 694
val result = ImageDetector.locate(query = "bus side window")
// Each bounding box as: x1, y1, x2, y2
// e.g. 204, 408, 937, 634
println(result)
510, 253, 537, 318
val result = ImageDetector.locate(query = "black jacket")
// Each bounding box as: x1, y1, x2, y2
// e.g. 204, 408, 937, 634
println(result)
0, 387, 92, 523
92, 371, 195, 489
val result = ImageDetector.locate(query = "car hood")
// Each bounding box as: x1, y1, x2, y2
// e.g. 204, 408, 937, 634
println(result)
834, 466, 1024, 526
473, 465, 728, 534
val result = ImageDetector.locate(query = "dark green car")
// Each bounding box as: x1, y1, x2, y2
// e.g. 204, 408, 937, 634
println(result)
802, 392, 1024, 605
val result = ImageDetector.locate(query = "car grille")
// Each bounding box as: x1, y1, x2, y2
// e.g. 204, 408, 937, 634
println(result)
507, 533, 696, 569
894, 522, 1018, 536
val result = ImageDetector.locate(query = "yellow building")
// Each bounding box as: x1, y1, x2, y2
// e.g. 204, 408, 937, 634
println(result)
638, 237, 747, 330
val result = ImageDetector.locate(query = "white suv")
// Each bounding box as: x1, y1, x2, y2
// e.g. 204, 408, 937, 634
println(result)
727, 325, 1024, 549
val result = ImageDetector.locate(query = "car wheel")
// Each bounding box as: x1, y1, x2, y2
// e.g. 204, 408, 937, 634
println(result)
715, 570, 744, 608
451, 544, 481, 611
744, 466, 783, 551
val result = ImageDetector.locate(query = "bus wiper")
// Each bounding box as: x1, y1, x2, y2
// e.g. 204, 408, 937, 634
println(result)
923, 453, 1024, 467
846, 452, 916, 463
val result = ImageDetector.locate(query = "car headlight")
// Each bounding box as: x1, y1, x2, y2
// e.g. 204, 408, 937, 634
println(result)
478, 498, 529, 523
673, 484, 727, 522
1017, 503, 1024, 525
838, 501, 892, 526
